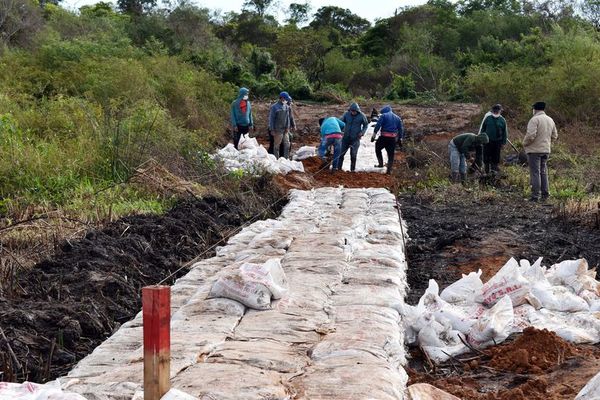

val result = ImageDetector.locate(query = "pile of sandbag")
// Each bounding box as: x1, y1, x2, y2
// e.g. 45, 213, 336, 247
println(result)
208, 258, 289, 310
213, 137, 304, 175
405, 257, 600, 363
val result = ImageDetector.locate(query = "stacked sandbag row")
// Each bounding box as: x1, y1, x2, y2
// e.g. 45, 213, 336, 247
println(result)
63, 188, 409, 400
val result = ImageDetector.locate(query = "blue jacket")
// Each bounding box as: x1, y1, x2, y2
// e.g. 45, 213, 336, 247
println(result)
374, 106, 404, 138
320, 117, 345, 136
230, 87, 253, 127
340, 103, 369, 141
268, 100, 296, 132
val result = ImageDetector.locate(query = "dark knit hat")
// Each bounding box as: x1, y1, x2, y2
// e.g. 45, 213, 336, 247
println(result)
491, 104, 502, 112
532, 101, 546, 110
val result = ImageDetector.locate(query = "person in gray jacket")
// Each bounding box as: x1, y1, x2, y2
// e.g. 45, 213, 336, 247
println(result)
524, 101, 558, 202
338, 103, 369, 172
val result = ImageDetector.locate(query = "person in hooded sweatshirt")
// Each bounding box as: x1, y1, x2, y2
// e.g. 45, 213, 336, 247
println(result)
448, 132, 489, 182
268, 91, 295, 159
480, 104, 508, 175
371, 105, 404, 174
318, 116, 345, 171
230, 87, 254, 149
339, 102, 369, 172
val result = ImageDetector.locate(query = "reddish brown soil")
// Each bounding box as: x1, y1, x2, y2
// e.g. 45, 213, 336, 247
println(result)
485, 328, 578, 374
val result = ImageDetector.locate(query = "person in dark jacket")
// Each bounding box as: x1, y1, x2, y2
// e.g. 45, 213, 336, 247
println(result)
268, 91, 295, 159
448, 132, 489, 182
480, 104, 508, 175
230, 87, 254, 149
371, 105, 404, 174
339, 102, 369, 172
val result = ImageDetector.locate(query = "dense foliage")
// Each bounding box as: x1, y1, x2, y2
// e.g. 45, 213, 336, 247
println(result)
1, 0, 600, 215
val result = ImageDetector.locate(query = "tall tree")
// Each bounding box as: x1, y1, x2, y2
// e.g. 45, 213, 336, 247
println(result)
286, 2, 311, 25
309, 6, 370, 36
242, 0, 276, 17
117, 0, 157, 16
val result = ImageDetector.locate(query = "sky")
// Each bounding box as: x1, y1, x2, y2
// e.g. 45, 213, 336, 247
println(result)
61, 0, 430, 23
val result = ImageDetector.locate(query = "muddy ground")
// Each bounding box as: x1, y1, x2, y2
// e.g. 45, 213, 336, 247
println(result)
0, 177, 285, 382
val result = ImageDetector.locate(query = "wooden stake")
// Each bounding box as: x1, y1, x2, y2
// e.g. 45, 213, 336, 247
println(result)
143, 285, 171, 400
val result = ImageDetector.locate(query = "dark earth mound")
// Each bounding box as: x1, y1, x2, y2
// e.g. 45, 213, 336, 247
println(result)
0, 180, 286, 382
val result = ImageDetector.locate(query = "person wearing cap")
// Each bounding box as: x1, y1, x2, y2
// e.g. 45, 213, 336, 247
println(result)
524, 101, 558, 202
339, 102, 369, 172
268, 91, 296, 159
480, 104, 508, 175
230, 87, 254, 150
371, 105, 404, 174
448, 132, 489, 182
318, 116, 345, 171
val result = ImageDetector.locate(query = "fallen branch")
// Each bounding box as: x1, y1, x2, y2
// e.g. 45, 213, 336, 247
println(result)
0, 325, 22, 372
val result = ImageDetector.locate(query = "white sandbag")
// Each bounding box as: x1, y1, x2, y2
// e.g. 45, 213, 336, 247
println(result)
527, 309, 600, 343
467, 295, 514, 349
240, 259, 289, 299
417, 280, 477, 334
0, 380, 86, 400
208, 272, 272, 310
531, 283, 589, 312
407, 383, 461, 400
440, 270, 483, 304
162, 388, 198, 400
479, 258, 532, 307
418, 316, 467, 363
293, 146, 316, 160
576, 370, 600, 400
548, 259, 598, 295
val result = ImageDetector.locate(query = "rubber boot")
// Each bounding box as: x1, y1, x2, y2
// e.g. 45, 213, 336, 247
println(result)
460, 172, 467, 183
451, 172, 460, 183
350, 159, 356, 172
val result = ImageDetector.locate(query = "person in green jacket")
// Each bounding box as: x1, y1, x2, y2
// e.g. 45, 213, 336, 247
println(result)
480, 104, 508, 175
448, 132, 489, 182
230, 87, 254, 149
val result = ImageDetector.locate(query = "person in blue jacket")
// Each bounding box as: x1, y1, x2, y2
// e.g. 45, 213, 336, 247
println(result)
371, 105, 404, 174
230, 87, 254, 149
268, 91, 295, 159
339, 102, 369, 172
318, 116, 345, 171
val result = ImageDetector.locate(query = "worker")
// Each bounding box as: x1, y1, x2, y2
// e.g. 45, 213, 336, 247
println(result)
230, 87, 254, 150
369, 107, 380, 123
480, 104, 508, 175
268, 91, 295, 159
371, 105, 404, 174
318, 116, 345, 171
448, 132, 489, 183
524, 101, 558, 202
339, 102, 369, 172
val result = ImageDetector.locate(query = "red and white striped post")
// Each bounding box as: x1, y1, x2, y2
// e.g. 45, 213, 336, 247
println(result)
142, 285, 171, 400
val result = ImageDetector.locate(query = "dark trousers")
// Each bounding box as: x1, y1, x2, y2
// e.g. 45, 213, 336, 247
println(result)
375, 136, 396, 173
233, 125, 249, 149
528, 153, 549, 199
339, 137, 361, 171
484, 141, 502, 173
